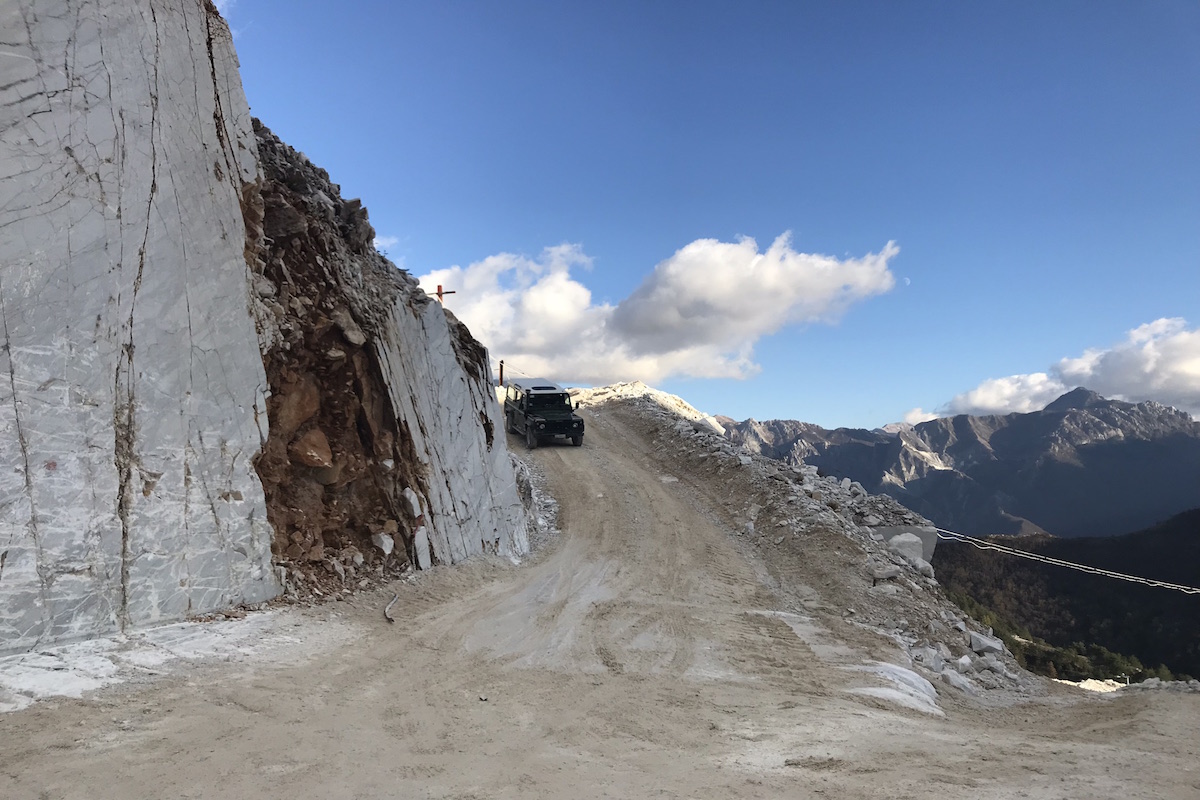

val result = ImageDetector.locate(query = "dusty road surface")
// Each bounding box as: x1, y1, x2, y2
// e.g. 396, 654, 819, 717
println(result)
3, 405, 1199, 799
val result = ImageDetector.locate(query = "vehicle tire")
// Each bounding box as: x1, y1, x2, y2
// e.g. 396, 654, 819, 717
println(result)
571, 433, 583, 447
526, 426, 538, 450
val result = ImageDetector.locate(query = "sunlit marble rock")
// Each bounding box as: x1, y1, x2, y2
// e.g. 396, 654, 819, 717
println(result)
0, 0, 279, 652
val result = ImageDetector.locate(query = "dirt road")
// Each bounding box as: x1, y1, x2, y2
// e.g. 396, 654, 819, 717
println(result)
2, 405, 1198, 798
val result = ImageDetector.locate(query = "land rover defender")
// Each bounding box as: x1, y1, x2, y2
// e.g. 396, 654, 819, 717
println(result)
503, 379, 584, 449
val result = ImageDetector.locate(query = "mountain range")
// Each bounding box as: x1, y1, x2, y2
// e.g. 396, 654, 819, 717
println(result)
720, 388, 1200, 538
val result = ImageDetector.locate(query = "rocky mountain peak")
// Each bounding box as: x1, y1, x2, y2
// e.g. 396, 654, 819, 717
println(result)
1044, 387, 1110, 413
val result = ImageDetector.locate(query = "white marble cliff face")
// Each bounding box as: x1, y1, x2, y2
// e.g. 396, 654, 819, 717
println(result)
0, 0, 279, 652
377, 299, 530, 569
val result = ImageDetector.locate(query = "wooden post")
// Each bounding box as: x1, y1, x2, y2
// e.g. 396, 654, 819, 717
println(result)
498, 360, 504, 387
435, 284, 456, 303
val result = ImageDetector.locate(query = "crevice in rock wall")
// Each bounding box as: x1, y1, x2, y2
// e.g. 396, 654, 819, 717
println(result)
0, 277, 49, 643
444, 312, 505, 454
112, 1, 163, 631
245, 120, 435, 595
202, 1, 239, 188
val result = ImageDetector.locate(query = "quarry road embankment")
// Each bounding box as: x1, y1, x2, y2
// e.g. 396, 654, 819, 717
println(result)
2, 405, 1198, 799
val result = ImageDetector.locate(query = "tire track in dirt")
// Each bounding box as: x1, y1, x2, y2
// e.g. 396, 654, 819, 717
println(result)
467, 406, 853, 694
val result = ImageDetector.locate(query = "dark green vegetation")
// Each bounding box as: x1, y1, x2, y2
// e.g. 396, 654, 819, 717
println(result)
934, 509, 1200, 681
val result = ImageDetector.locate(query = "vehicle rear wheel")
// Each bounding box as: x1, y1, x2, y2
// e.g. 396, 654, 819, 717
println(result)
571, 433, 583, 447
526, 426, 538, 450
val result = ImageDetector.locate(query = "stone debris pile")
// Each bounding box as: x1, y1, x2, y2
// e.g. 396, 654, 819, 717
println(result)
510, 452, 561, 553
248, 121, 529, 599
572, 382, 726, 435
577, 385, 1045, 701
1118, 677, 1200, 694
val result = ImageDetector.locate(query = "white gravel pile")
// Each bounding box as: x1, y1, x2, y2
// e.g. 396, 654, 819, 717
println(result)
572, 381, 727, 434
579, 382, 1046, 701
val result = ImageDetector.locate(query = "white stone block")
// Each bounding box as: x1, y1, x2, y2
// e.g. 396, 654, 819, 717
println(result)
887, 533, 926, 564
970, 631, 1005, 655
942, 668, 979, 695
414, 525, 432, 571
875, 525, 939, 561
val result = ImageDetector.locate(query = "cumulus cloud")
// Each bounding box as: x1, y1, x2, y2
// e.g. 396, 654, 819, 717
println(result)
418, 234, 897, 385
914, 318, 1200, 420
942, 372, 1070, 417
903, 407, 939, 425
373, 235, 400, 251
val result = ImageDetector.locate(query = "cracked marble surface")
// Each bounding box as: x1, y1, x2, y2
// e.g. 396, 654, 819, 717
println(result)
375, 297, 530, 565
0, 0, 278, 653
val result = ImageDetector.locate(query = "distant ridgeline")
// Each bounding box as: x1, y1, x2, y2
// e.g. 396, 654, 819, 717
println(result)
721, 388, 1200, 539
931, 509, 1200, 680
722, 389, 1200, 681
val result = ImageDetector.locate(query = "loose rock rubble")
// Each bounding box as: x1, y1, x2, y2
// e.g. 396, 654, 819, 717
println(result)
250, 123, 528, 587
510, 452, 561, 553
1119, 677, 1200, 694
573, 383, 1047, 701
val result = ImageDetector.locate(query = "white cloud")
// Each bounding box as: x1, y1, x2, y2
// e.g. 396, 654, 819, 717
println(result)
937, 318, 1200, 418
373, 235, 400, 251
903, 407, 938, 425
418, 234, 897, 386
944, 372, 1067, 417
610, 234, 897, 355
213, 0, 236, 15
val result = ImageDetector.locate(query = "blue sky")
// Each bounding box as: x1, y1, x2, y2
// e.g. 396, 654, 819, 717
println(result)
222, 1, 1200, 428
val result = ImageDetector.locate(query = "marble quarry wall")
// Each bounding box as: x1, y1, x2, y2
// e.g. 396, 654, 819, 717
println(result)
0, 0, 527, 653
0, 0, 278, 651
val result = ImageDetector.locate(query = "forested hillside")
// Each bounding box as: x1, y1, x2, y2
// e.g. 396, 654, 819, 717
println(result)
933, 509, 1200, 679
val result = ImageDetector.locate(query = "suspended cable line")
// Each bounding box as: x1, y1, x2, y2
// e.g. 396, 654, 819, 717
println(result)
934, 527, 1200, 595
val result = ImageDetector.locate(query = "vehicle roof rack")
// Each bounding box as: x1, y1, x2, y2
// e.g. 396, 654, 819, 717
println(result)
511, 379, 566, 393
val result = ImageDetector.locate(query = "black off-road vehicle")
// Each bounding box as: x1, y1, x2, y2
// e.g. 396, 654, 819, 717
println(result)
504, 379, 584, 449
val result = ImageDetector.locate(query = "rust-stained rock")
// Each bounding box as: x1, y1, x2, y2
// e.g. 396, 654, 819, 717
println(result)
289, 428, 334, 467
263, 193, 309, 239
331, 307, 367, 346
272, 373, 321, 439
